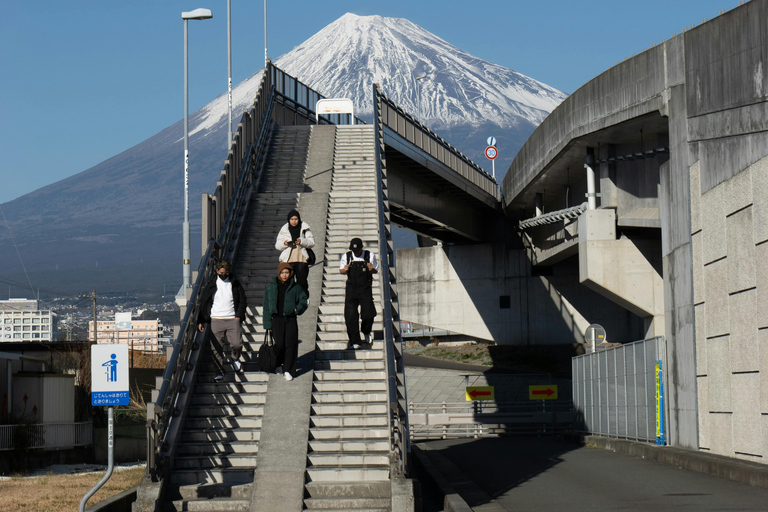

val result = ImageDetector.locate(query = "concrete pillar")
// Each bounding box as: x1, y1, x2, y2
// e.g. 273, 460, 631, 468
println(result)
585, 149, 597, 210
535, 193, 543, 217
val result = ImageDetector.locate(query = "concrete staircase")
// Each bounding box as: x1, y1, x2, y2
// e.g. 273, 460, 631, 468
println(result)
162, 125, 311, 512
304, 125, 393, 511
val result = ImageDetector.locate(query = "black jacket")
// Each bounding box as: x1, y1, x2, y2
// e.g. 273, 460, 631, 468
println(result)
197, 275, 247, 324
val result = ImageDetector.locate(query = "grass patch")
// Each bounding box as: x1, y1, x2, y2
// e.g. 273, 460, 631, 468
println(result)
405, 341, 577, 376
407, 343, 493, 366
0, 466, 145, 511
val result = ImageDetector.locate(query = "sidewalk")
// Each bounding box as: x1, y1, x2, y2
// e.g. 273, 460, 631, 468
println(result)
413, 435, 768, 511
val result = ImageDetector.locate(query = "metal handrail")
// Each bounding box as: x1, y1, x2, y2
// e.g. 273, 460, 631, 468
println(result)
373, 86, 410, 479
518, 202, 588, 230
374, 85, 499, 199
143, 61, 368, 492
146, 85, 276, 482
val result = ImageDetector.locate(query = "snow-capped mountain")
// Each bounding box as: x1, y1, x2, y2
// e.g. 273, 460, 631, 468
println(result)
0, 13, 565, 299
276, 13, 565, 129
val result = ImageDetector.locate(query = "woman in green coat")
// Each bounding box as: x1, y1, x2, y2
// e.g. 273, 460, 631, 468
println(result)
263, 262, 308, 380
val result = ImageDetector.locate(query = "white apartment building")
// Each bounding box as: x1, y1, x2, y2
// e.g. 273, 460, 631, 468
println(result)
89, 316, 161, 352
0, 298, 58, 342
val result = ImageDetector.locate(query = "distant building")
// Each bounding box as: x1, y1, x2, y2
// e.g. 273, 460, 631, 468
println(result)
0, 298, 58, 342
89, 315, 162, 352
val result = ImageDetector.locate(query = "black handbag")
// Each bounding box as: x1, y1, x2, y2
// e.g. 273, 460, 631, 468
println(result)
306, 248, 316, 266
258, 330, 277, 373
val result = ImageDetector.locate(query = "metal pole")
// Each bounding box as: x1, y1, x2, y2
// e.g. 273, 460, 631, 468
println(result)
227, 0, 232, 151
183, 18, 191, 289
79, 407, 114, 512
264, 0, 268, 67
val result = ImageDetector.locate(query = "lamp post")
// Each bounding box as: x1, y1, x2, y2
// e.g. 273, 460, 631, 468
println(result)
264, 0, 268, 67
415, 75, 427, 121
227, 0, 232, 151
182, 8, 213, 292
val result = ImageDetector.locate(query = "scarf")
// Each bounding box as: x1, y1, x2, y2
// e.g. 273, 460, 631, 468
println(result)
287, 209, 302, 242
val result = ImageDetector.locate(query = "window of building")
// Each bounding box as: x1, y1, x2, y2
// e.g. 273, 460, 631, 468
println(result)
23, 318, 31, 324
41, 318, 49, 323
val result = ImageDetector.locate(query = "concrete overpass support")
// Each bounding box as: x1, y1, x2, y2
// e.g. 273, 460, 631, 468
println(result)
397, 243, 646, 346
578, 209, 665, 338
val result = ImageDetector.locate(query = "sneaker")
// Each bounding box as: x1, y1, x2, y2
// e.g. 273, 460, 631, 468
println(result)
350, 343, 361, 350
275, 365, 283, 374
233, 360, 242, 372
364, 333, 373, 344
214, 374, 224, 382
284, 372, 294, 381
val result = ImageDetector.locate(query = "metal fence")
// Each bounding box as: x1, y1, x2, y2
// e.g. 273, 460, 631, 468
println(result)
572, 336, 666, 443
0, 421, 93, 450
406, 371, 573, 439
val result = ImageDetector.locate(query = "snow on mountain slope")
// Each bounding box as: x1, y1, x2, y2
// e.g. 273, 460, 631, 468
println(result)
191, 13, 566, 137
274, 13, 566, 129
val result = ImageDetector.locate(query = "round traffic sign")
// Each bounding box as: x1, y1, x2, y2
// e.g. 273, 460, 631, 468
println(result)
485, 146, 498, 160
487, 136, 497, 147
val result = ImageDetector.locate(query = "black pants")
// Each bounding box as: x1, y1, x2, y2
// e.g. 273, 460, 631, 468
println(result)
344, 286, 376, 345
291, 261, 310, 297
272, 315, 299, 376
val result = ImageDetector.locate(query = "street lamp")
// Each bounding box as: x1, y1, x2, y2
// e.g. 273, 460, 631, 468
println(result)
415, 75, 427, 121
227, 0, 232, 151
181, 8, 213, 292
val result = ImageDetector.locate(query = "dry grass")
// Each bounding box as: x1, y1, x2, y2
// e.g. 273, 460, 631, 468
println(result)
0, 466, 145, 511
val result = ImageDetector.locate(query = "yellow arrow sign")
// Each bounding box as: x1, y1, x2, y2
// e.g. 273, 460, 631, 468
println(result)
466, 386, 494, 401
528, 385, 558, 400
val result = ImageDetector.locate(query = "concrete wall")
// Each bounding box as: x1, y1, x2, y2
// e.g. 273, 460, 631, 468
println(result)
495, 0, 768, 457
397, 244, 644, 345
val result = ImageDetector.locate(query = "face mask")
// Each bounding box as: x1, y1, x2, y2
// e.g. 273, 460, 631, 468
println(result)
218, 273, 229, 280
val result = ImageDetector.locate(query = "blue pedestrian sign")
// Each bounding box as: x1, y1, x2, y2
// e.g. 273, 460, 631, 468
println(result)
91, 344, 129, 406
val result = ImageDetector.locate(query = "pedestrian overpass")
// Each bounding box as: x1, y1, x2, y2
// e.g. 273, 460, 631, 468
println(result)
132, 62, 501, 512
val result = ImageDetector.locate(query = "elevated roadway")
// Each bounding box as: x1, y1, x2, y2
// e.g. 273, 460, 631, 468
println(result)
500, 0, 768, 464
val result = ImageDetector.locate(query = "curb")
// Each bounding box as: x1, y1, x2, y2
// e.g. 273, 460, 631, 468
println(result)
585, 435, 768, 488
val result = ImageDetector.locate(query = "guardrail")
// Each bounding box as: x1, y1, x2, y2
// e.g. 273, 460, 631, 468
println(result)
374, 84, 499, 200
373, 84, 410, 479
408, 401, 573, 439
0, 421, 93, 450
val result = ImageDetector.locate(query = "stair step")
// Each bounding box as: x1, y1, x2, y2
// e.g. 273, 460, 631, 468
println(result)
167, 498, 250, 512
177, 441, 259, 455
306, 466, 390, 483
309, 439, 389, 452
310, 415, 388, 428
311, 403, 388, 415
303, 497, 390, 510
173, 482, 253, 500
309, 428, 389, 440
170, 468, 254, 486
174, 454, 258, 469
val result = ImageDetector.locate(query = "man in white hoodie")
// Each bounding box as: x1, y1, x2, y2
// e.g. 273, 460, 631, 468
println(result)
197, 260, 248, 381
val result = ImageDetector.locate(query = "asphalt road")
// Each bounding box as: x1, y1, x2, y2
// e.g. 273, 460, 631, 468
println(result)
416, 437, 768, 511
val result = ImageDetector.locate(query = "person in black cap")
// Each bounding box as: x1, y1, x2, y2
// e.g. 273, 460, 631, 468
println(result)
275, 209, 315, 298
339, 237, 378, 349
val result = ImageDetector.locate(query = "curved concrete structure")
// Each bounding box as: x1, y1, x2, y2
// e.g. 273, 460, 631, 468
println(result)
503, 0, 768, 458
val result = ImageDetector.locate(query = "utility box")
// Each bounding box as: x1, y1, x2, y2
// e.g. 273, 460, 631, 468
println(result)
11, 372, 75, 423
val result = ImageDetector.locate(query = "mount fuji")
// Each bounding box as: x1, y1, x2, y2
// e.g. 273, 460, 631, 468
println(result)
0, 13, 565, 299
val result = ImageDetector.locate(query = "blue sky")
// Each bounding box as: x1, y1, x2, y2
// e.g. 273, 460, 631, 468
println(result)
0, 0, 740, 204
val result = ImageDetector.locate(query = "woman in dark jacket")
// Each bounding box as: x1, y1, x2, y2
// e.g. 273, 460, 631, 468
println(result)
262, 262, 308, 380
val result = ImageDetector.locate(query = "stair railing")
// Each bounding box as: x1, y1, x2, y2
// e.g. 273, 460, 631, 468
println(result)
143, 78, 277, 489
373, 84, 411, 479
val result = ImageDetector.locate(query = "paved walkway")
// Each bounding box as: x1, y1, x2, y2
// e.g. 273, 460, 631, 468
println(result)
414, 436, 768, 511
